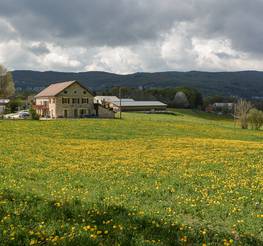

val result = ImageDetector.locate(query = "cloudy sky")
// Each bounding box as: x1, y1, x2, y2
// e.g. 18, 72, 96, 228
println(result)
0, 0, 263, 74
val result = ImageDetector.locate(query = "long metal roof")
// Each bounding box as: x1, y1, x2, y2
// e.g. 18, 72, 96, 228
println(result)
112, 101, 167, 107
95, 96, 119, 102
112, 98, 135, 103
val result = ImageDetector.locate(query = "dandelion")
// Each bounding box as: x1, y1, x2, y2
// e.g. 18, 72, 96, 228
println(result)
29, 239, 38, 245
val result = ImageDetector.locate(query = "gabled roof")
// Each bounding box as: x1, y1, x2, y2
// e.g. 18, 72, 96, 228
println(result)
35, 80, 94, 98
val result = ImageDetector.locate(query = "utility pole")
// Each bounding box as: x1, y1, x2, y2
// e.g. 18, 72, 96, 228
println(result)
119, 86, 122, 119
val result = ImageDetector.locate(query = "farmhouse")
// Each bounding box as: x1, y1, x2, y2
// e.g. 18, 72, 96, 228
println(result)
34, 81, 115, 118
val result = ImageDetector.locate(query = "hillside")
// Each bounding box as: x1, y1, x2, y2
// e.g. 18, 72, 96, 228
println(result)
12, 70, 263, 97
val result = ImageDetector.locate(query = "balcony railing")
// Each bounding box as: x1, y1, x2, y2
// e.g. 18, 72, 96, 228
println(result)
33, 104, 49, 110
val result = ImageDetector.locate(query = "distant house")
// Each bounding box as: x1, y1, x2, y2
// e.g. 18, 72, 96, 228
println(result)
212, 103, 234, 111
0, 99, 10, 115
34, 81, 115, 118
205, 104, 213, 113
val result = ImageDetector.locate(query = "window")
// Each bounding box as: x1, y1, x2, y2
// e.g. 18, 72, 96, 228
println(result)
74, 90, 77, 94
62, 98, 70, 104
82, 98, 89, 104
64, 90, 68, 94
72, 98, 80, 104
83, 91, 87, 94
52, 98, 56, 103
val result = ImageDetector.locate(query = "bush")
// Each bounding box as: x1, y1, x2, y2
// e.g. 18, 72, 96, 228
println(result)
29, 108, 40, 120
248, 108, 263, 130
5, 98, 24, 113
234, 99, 252, 129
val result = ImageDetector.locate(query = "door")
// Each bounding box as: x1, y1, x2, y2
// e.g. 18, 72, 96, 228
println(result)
74, 109, 78, 118
80, 109, 86, 117
64, 110, 68, 118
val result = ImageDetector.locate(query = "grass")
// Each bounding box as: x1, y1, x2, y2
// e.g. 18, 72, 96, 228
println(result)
0, 110, 262, 245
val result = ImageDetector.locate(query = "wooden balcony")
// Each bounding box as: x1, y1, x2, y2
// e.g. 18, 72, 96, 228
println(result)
33, 104, 49, 110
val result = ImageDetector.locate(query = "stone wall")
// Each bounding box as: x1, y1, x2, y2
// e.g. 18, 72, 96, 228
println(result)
98, 105, 115, 118
55, 83, 95, 118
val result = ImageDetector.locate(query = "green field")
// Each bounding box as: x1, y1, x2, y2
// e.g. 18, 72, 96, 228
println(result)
0, 111, 262, 245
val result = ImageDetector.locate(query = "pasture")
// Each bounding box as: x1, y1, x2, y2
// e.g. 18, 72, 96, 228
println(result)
0, 111, 262, 245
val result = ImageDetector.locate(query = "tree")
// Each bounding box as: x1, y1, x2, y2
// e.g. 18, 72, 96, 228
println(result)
0, 64, 15, 98
29, 107, 40, 120
234, 99, 253, 129
5, 98, 24, 113
174, 87, 203, 108
248, 108, 263, 130
173, 91, 190, 108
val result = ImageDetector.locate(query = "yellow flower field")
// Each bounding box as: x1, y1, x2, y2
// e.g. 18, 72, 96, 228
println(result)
0, 111, 262, 245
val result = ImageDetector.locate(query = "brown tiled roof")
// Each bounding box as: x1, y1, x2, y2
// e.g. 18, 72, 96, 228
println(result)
35, 80, 94, 98
35, 81, 75, 98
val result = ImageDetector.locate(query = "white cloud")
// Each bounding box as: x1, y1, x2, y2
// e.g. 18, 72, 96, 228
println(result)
192, 38, 263, 71
38, 44, 82, 71
160, 24, 198, 70
85, 47, 143, 74
0, 40, 36, 70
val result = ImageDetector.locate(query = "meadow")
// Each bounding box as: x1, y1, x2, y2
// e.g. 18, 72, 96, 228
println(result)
0, 111, 262, 245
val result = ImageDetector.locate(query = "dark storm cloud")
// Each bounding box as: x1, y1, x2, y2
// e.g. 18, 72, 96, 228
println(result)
0, 0, 262, 54
27, 42, 50, 55
214, 52, 240, 60
0, 0, 194, 46
193, 0, 263, 55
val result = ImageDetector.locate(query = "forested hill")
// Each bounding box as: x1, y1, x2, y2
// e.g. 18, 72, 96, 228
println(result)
12, 70, 263, 97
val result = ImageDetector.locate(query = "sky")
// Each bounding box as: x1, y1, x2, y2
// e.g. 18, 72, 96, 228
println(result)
0, 0, 263, 74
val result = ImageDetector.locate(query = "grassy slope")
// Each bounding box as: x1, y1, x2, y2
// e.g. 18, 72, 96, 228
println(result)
0, 111, 262, 245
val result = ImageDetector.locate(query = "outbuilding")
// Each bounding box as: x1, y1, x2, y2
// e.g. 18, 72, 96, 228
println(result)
112, 100, 167, 112
0, 99, 10, 115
